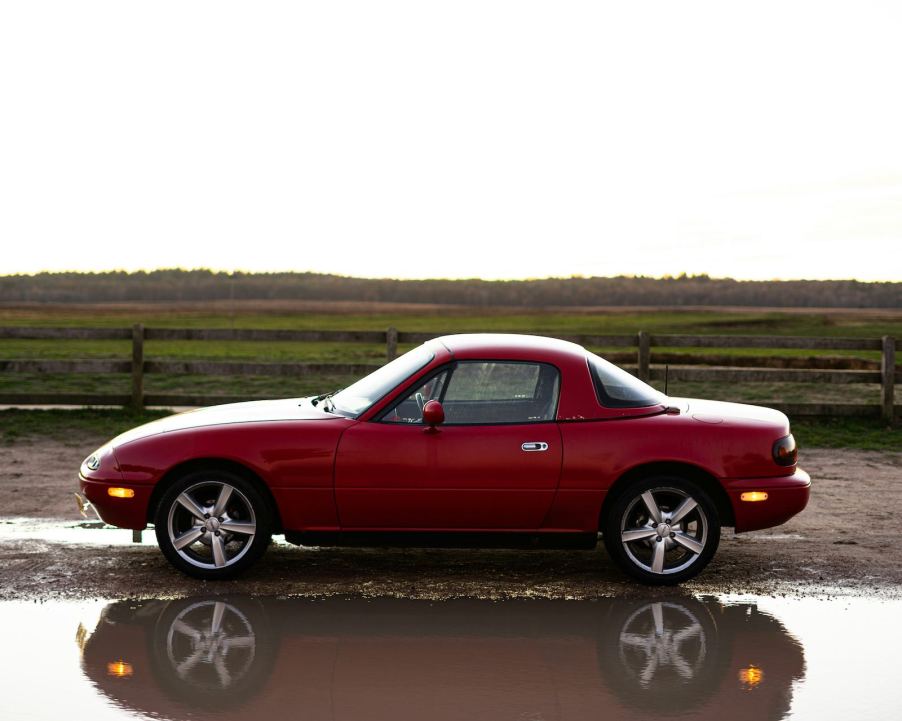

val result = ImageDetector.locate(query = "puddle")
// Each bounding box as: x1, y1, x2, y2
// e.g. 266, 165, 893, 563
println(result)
0, 517, 160, 546
0, 518, 292, 547
0, 594, 897, 720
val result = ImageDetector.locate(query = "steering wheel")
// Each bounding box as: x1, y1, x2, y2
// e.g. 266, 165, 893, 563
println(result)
415, 392, 426, 414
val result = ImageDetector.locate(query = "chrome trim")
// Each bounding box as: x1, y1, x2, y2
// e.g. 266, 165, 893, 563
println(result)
521, 442, 549, 452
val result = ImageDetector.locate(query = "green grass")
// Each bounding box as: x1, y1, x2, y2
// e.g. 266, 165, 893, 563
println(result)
0, 408, 169, 444
793, 418, 902, 452
3, 306, 902, 337
0, 305, 897, 423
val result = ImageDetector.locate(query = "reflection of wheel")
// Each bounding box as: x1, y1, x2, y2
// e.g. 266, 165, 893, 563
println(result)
596, 598, 728, 713
149, 597, 276, 710
154, 469, 272, 579
603, 476, 720, 584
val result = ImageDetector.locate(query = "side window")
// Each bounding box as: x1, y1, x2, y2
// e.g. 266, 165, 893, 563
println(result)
442, 362, 559, 424
381, 370, 449, 424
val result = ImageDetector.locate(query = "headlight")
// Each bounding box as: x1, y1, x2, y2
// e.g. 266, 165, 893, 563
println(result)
772, 434, 797, 467
82, 446, 112, 473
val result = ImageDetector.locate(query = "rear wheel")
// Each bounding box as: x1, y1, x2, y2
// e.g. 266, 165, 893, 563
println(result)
154, 469, 272, 579
602, 476, 720, 585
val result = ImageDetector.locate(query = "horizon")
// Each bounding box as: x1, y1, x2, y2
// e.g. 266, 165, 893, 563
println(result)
1, 267, 900, 285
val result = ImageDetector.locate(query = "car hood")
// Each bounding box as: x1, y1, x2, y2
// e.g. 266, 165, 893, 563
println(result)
111, 398, 342, 447
672, 397, 790, 430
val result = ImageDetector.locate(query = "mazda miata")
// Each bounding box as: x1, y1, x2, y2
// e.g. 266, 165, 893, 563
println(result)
78, 334, 810, 584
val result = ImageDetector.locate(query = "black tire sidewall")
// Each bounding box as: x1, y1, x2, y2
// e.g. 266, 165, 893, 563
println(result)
603, 476, 721, 585
153, 469, 272, 580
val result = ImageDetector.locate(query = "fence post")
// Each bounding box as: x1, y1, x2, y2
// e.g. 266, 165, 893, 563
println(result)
131, 323, 144, 411
386, 326, 398, 362
637, 330, 650, 382
881, 336, 895, 425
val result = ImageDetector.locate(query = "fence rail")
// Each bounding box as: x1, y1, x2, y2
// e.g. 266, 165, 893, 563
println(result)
0, 325, 897, 422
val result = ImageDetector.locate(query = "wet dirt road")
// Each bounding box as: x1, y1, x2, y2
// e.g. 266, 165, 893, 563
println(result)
0, 433, 900, 601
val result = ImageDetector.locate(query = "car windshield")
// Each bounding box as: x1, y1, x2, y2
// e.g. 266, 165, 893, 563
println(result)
331, 345, 435, 417
588, 352, 667, 408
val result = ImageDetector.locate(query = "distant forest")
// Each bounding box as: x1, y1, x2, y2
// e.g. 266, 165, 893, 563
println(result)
1, 270, 900, 308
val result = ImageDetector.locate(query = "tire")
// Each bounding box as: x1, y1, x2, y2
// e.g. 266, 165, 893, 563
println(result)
602, 476, 720, 585
148, 596, 277, 709
595, 597, 728, 712
154, 468, 272, 580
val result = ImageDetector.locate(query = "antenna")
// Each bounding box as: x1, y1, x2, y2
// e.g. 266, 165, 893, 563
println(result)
664, 364, 669, 396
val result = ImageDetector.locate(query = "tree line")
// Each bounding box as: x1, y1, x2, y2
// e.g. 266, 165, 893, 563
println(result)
0, 270, 899, 308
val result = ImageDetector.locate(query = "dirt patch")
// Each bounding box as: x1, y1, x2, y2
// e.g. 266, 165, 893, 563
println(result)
1, 434, 900, 601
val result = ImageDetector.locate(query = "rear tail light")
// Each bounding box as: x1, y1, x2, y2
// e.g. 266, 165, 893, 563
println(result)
772, 434, 797, 467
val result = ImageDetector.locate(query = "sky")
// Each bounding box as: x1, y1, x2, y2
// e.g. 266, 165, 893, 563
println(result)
1, 1, 901, 282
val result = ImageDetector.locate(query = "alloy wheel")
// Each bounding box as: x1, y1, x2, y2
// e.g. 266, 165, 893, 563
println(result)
166, 481, 258, 570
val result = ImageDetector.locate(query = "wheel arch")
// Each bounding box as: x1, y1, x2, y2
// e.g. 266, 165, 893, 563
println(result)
600, 461, 735, 529
146, 457, 284, 533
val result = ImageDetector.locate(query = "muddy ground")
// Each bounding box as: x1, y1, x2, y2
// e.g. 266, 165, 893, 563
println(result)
1, 433, 900, 601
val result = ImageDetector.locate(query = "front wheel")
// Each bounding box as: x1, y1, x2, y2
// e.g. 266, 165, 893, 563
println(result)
154, 470, 272, 579
602, 477, 720, 585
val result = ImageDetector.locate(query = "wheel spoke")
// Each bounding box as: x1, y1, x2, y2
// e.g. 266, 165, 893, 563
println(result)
173, 527, 204, 551
211, 601, 226, 635
670, 497, 698, 525
651, 540, 666, 573
641, 491, 663, 524
672, 652, 694, 679
213, 655, 232, 688
673, 532, 704, 555
171, 620, 202, 641
621, 527, 657, 543
619, 632, 652, 649
673, 623, 702, 645
212, 484, 233, 517
639, 655, 658, 685
220, 520, 256, 536
211, 536, 227, 567
652, 602, 664, 635
223, 635, 255, 651
176, 648, 204, 678
176, 493, 207, 521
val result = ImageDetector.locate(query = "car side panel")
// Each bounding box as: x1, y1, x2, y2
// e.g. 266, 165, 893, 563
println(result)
334, 422, 563, 530
109, 420, 352, 531
554, 415, 800, 532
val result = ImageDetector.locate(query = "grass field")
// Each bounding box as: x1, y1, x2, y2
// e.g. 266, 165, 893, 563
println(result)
0, 302, 898, 425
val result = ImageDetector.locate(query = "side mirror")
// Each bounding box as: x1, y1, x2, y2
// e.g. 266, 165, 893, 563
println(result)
422, 400, 445, 428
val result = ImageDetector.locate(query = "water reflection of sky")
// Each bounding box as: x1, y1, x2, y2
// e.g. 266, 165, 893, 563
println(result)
0, 594, 896, 721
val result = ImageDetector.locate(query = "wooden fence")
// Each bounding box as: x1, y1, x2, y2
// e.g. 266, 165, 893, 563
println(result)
0, 326, 898, 422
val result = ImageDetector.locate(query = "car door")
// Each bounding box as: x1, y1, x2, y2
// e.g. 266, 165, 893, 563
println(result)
334, 360, 562, 531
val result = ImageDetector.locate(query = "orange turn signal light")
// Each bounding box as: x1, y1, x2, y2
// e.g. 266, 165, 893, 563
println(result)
107, 660, 134, 677
107, 487, 135, 499
739, 665, 763, 689
740, 491, 768, 502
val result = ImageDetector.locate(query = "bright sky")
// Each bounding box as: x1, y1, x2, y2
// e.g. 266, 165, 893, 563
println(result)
2, 1, 901, 281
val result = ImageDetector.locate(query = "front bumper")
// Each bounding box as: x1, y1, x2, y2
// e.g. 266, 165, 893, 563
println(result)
725, 467, 811, 533
79, 475, 151, 530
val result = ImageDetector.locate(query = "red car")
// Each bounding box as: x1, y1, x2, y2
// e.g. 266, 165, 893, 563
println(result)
81, 595, 805, 721
78, 334, 810, 584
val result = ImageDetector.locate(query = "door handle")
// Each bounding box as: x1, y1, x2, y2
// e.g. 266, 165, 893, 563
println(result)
521, 442, 549, 452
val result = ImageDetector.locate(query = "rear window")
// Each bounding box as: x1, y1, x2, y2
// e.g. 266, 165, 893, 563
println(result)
588, 353, 666, 408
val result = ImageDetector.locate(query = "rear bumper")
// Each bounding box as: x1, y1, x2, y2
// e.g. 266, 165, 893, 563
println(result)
79, 475, 150, 530
725, 467, 811, 533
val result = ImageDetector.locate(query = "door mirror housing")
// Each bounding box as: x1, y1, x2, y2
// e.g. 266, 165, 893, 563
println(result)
422, 400, 445, 428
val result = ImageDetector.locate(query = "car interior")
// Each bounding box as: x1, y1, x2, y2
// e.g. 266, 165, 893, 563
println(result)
381, 361, 560, 425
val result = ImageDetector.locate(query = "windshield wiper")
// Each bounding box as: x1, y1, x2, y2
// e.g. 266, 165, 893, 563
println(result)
310, 389, 341, 409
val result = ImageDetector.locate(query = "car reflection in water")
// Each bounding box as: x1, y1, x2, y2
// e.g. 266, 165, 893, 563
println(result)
81, 595, 804, 721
